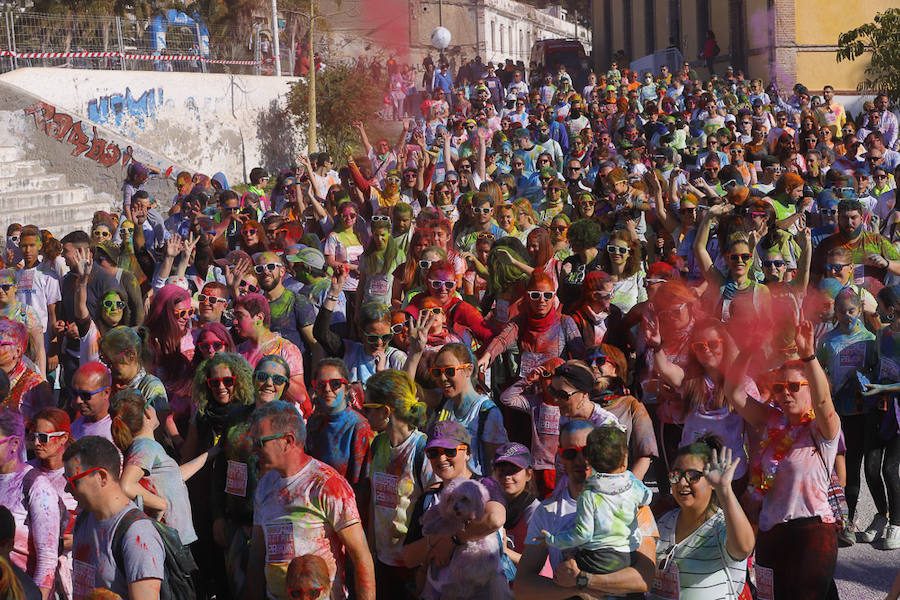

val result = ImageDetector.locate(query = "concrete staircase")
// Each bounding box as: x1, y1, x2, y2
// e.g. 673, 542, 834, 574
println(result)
0, 146, 109, 236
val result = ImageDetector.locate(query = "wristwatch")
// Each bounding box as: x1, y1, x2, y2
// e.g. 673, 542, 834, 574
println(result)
576, 571, 590, 590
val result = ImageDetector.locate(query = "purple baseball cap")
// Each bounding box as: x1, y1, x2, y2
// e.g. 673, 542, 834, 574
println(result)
493, 442, 533, 470
426, 421, 471, 450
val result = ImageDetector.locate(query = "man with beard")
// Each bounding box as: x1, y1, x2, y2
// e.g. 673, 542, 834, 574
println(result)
810, 199, 900, 283
565, 158, 592, 198
252, 251, 318, 357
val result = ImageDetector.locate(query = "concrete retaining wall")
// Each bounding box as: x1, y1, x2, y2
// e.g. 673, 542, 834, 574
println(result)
0, 69, 302, 186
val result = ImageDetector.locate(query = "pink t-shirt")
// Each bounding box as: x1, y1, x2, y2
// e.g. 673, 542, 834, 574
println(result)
758, 419, 839, 532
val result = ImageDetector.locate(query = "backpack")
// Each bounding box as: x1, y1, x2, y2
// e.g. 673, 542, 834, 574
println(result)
111, 508, 199, 600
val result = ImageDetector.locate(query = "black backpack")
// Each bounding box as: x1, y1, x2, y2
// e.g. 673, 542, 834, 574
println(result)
111, 508, 199, 600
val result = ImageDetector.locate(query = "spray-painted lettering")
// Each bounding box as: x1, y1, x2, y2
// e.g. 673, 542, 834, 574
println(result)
87, 87, 163, 129
24, 101, 134, 168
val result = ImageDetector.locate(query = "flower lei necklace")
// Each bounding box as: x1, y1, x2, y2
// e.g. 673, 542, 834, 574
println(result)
747, 409, 815, 500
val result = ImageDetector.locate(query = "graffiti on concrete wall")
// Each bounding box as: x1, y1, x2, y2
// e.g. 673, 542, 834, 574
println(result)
24, 101, 135, 168
86, 87, 163, 129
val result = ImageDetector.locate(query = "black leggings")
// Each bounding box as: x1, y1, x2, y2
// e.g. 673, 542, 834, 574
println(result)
841, 413, 866, 520
863, 410, 900, 525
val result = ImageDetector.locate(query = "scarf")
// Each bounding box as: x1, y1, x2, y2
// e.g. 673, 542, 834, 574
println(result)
505, 490, 537, 530
201, 401, 235, 444
519, 303, 560, 349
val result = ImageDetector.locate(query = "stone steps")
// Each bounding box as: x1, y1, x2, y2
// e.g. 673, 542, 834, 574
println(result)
0, 172, 67, 194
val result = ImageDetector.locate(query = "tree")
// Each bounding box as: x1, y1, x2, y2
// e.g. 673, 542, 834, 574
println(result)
837, 8, 900, 105
286, 63, 383, 157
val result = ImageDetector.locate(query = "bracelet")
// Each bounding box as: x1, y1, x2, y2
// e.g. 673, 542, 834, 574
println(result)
325, 294, 340, 302
800, 355, 816, 362
451, 534, 462, 546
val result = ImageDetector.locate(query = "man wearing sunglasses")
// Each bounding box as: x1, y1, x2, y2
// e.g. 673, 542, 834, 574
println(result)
454, 193, 505, 253
811, 199, 900, 282
247, 401, 375, 600
515, 419, 658, 598
64, 436, 165, 600
70, 362, 114, 442
252, 252, 318, 359
196, 282, 230, 326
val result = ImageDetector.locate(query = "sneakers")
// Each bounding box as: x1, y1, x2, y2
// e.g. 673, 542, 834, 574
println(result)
837, 522, 856, 547
876, 524, 900, 550
858, 513, 889, 543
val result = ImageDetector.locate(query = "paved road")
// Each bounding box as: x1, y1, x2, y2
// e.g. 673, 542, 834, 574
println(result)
836, 470, 897, 600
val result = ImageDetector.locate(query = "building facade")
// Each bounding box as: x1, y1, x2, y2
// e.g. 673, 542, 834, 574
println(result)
590, 0, 891, 93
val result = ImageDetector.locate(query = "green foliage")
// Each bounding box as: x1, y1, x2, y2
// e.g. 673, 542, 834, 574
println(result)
837, 8, 900, 104
286, 63, 383, 157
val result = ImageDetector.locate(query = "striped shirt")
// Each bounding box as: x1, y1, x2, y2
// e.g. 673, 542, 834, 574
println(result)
651, 509, 747, 600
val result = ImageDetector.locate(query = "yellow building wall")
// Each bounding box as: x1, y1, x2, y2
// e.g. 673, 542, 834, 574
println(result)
710, 1, 730, 55
744, 0, 769, 52
681, 0, 699, 62
633, 6, 648, 57
794, 0, 896, 46
747, 53, 768, 81
795, 51, 872, 93
655, 0, 670, 50
611, 1, 624, 55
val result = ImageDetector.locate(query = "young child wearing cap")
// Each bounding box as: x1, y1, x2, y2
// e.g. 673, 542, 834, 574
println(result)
540, 424, 652, 575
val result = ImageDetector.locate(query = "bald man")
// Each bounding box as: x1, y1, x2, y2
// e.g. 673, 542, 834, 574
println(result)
69, 362, 113, 441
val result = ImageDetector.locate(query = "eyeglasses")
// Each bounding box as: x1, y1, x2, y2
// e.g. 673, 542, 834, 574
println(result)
548, 386, 580, 402
100, 299, 125, 311
824, 263, 849, 272
207, 376, 236, 389
197, 341, 225, 353
425, 444, 467, 459
607, 245, 629, 256
32, 431, 66, 445
762, 259, 786, 269
0, 283, 15, 293
198, 294, 227, 305
372, 215, 391, 222
727, 253, 752, 263
173, 307, 195, 319
771, 380, 810, 394
120, 228, 134, 236
550, 225, 568, 233
390, 323, 408, 334
472, 207, 492, 215
558, 445, 586, 461
93, 230, 111, 238
253, 263, 280, 274
421, 306, 443, 315
429, 279, 455, 291
255, 371, 289, 386
691, 338, 724, 353
253, 432, 289, 449
386, 176, 401, 184
821, 208, 838, 217
477, 232, 495, 241
527, 290, 554, 301
312, 378, 349, 394
239, 281, 260, 293
429, 363, 471, 378
586, 354, 612, 370
66, 466, 104, 486
364, 333, 393, 345
668, 468, 705, 485
69, 385, 109, 403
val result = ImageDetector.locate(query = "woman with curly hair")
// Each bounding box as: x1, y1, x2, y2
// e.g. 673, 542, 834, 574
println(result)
237, 220, 268, 255
362, 368, 433, 600
599, 228, 646, 313
0, 270, 45, 378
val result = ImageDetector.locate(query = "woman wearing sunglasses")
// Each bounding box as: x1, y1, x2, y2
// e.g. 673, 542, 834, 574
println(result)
654, 435, 755, 600
0, 269, 46, 379
323, 200, 365, 310
478, 272, 584, 377
402, 420, 508, 599
724, 319, 841, 600
598, 229, 646, 313
192, 322, 236, 368
72, 248, 131, 365
305, 358, 374, 494
570, 270, 632, 350
358, 219, 404, 308
361, 369, 434, 599
406, 260, 493, 343
143, 284, 196, 434
209, 356, 291, 597
237, 219, 268, 255
394, 239, 444, 309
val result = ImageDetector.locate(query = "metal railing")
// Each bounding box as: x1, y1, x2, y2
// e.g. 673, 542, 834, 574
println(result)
0, 10, 295, 75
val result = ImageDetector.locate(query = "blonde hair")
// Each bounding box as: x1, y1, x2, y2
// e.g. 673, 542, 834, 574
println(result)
364, 369, 427, 429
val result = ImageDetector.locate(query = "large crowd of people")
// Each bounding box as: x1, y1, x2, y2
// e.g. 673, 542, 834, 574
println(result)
0, 56, 898, 600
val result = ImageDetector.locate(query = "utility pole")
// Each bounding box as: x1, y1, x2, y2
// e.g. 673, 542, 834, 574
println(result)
271, 0, 282, 75
308, 0, 316, 152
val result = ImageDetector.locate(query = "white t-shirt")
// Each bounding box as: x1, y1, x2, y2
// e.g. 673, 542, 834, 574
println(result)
254, 458, 361, 600
16, 265, 61, 334
71, 414, 113, 442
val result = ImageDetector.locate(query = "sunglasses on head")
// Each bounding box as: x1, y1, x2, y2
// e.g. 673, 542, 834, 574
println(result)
668, 468, 704, 485
558, 445, 585, 460
527, 290, 554, 301
312, 378, 349, 393
102, 299, 125, 310
364, 333, 393, 345
255, 371, 289, 386
691, 338, 724, 353
429, 363, 471, 378
207, 376, 235, 389
607, 245, 629, 255
253, 263, 280, 274
198, 341, 225, 353
425, 444, 467, 459
771, 380, 809, 394
728, 253, 752, 263
173, 307, 195, 319
429, 279, 455, 290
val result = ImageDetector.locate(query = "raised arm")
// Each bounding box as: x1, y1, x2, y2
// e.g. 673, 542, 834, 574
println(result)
792, 226, 812, 292
694, 203, 731, 286
642, 316, 685, 388
796, 319, 841, 440
706, 447, 755, 560
347, 157, 372, 196
354, 120, 373, 155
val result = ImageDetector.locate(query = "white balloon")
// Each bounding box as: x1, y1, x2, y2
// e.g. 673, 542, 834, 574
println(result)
431, 27, 451, 50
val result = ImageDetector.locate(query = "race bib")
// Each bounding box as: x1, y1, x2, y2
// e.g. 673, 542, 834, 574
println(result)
537, 403, 560, 436
755, 565, 774, 600
369, 275, 390, 298
73, 559, 96, 600
374, 472, 400, 509
17, 269, 35, 293
225, 460, 248, 497
825, 111, 837, 124
495, 299, 510, 323
651, 560, 680, 600
520, 352, 548, 377
265, 521, 296, 562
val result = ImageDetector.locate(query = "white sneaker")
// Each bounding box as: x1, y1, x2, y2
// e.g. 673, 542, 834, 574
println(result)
858, 513, 888, 543
876, 524, 900, 550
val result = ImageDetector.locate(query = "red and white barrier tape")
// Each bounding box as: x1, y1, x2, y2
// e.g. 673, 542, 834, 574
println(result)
0, 49, 274, 66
